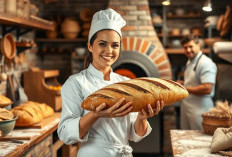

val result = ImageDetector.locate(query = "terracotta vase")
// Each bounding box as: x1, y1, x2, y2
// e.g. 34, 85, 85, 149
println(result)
61, 18, 80, 39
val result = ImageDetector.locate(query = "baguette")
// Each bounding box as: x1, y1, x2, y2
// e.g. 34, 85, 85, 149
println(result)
81, 77, 189, 112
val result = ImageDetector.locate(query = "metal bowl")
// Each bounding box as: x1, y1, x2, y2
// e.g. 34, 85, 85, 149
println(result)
0, 116, 17, 136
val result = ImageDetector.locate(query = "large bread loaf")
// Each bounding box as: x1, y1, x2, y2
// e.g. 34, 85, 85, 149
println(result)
81, 77, 189, 112
12, 101, 54, 126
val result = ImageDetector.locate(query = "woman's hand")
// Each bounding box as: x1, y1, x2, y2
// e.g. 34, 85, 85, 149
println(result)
137, 100, 164, 120
134, 101, 164, 136
92, 98, 133, 118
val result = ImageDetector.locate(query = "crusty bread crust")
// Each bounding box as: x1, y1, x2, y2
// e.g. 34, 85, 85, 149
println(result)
81, 77, 189, 112
12, 101, 54, 126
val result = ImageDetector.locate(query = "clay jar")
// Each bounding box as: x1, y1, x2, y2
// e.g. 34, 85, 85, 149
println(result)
5, 0, 17, 14
46, 20, 58, 39
61, 18, 80, 39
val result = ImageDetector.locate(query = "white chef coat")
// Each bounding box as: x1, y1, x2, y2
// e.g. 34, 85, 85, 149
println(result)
180, 52, 217, 130
58, 64, 152, 157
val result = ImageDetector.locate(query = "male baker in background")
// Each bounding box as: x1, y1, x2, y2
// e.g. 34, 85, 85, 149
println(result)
178, 35, 217, 130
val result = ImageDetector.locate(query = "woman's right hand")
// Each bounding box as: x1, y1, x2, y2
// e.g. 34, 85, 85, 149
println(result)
92, 98, 133, 118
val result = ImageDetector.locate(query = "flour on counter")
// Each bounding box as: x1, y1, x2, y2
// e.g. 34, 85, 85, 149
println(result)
8, 131, 41, 137
178, 139, 211, 147
193, 136, 212, 142
180, 148, 224, 157
0, 141, 27, 156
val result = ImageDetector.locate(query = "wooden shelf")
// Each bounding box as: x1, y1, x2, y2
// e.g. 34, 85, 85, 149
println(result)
16, 42, 37, 48
158, 33, 185, 38
35, 38, 87, 43
0, 13, 55, 31
165, 48, 210, 54
167, 14, 202, 19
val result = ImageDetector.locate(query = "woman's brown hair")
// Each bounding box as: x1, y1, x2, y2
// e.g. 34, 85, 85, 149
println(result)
83, 32, 98, 69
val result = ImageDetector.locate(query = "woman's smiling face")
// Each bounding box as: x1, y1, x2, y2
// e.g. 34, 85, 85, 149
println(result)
88, 30, 121, 70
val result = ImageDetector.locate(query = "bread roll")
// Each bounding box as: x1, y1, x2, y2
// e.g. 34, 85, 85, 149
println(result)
12, 101, 54, 126
81, 77, 189, 112
0, 108, 14, 120
0, 95, 12, 104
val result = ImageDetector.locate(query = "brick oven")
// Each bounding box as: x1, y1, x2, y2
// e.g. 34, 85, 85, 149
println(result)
108, 0, 171, 154
109, 0, 172, 80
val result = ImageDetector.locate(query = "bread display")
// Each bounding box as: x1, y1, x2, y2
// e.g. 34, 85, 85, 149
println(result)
81, 77, 189, 112
202, 100, 232, 135
12, 101, 54, 126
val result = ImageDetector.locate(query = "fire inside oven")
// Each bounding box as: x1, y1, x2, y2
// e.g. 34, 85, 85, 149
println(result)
112, 50, 160, 78
114, 63, 146, 78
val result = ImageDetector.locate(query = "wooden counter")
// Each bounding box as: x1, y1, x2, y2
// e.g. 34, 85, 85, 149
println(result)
0, 112, 71, 157
170, 130, 225, 157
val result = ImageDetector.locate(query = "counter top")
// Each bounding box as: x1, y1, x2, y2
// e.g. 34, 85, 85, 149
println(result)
0, 112, 60, 157
170, 130, 225, 157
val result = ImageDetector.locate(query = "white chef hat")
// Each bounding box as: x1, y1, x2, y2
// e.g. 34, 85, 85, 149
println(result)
88, 8, 126, 41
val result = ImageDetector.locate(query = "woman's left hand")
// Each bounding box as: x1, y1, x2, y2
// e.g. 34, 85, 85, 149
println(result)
137, 100, 164, 120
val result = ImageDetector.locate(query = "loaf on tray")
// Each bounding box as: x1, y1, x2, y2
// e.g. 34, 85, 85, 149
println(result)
11, 101, 54, 126
81, 77, 189, 112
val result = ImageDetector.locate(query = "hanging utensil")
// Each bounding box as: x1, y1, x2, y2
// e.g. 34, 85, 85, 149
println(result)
0, 33, 16, 60
0, 65, 7, 82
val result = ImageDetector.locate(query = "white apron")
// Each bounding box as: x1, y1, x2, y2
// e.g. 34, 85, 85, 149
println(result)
181, 53, 214, 130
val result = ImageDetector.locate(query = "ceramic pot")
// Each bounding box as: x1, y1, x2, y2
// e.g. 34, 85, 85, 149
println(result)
5, 0, 17, 14
61, 18, 80, 39
0, 0, 5, 13
80, 8, 94, 22
46, 21, 58, 39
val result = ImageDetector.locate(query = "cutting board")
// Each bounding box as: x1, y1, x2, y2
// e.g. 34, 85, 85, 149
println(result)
15, 112, 61, 129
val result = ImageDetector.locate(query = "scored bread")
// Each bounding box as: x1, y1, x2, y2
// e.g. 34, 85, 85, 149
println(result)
12, 101, 54, 126
34, 102, 54, 118
81, 77, 189, 112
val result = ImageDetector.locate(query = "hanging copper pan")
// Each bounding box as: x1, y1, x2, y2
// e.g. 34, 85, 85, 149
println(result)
0, 34, 16, 60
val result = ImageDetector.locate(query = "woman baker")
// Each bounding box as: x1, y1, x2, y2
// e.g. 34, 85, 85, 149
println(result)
58, 8, 164, 157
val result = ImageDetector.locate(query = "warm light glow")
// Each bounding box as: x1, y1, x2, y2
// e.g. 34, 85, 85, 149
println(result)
162, 0, 170, 6
202, 6, 212, 12
202, 0, 212, 12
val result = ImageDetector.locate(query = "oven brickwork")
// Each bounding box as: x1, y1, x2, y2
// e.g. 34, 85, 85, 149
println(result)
109, 0, 176, 154
122, 37, 172, 79
108, 0, 172, 80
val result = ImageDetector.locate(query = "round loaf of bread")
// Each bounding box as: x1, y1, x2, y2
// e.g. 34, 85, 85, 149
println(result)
81, 77, 189, 112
